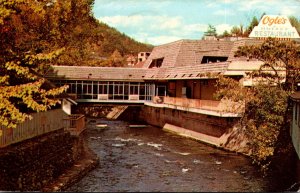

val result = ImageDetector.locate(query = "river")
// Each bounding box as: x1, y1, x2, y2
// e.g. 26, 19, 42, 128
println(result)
68, 118, 290, 192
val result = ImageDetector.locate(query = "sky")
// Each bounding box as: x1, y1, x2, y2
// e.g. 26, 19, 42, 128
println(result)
92, 0, 300, 45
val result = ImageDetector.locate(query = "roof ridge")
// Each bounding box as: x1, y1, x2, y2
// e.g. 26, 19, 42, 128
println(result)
155, 39, 185, 47
174, 40, 188, 67
51, 65, 147, 70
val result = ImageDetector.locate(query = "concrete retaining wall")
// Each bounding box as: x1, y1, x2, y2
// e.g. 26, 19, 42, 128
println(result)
73, 104, 251, 154
139, 105, 234, 137
139, 105, 251, 154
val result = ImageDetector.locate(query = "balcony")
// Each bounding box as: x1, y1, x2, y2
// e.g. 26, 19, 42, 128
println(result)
145, 96, 244, 117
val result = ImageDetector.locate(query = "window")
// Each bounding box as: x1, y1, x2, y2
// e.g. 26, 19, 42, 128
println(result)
149, 58, 164, 68
201, 56, 228, 64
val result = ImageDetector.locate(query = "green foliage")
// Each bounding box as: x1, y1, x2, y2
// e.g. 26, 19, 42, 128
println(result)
0, 0, 152, 128
0, 0, 68, 128
222, 30, 230, 37
204, 24, 217, 37
244, 16, 259, 36
44, 0, 153, 66
216, 38, 300, 172
230, 24, 245, 37
289, 16, 300, 35
219, 14, 299, 38
215, 76, 249, 102
243, 84, 288, 171
235, 38, 300, 90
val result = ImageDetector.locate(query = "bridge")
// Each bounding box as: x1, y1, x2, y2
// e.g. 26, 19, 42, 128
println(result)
50, 78, 242, 118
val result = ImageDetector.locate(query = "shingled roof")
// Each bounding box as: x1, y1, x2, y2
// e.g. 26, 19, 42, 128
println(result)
144, 62, 229, 80
228, 39, 264, 61
46, 66, 148, 81
143, 39, 235, 68
47, 38, 267, 81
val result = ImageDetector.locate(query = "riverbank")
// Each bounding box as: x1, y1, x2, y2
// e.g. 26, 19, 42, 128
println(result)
67, 119, 280, 192
42, 131, 99, 192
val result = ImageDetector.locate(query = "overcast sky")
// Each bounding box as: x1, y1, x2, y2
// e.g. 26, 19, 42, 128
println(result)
92, 0, 300, 45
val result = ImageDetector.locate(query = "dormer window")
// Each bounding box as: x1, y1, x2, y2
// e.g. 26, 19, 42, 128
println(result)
201, 56, 228, 64
149, 57, 164, 68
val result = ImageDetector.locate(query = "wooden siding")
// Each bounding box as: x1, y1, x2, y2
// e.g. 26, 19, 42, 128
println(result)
0, 109, 68, 148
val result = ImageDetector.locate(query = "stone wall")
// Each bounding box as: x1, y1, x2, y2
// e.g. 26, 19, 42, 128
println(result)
0, 129, 84, 191
73, 104, 143, 122
73, 104, 113, 118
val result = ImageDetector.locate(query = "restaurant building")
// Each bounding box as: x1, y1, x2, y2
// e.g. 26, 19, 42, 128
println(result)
46, 15, 299, 154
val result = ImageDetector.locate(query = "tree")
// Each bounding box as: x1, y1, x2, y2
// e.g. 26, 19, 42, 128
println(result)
289, 16, 300, 35
230, 24, 244, 37
244, 16, 259, 36
204, 24, 217, 37
109, 49, 125, 67
219, 14, 261, 38
222, 30, 230, 37
216, 38, 300, 172
0, 0, 68, 128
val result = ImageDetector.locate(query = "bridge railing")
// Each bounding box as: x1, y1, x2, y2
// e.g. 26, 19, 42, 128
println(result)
158, 96, 244, 114
0, 109, 68, 148
63, 114, 85, 136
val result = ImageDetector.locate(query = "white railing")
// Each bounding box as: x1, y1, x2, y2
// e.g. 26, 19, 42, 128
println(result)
129, 94, 139, 100
160, 96, 245, 113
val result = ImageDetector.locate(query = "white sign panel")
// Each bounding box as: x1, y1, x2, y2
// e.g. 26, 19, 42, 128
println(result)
249, 15, 300, 39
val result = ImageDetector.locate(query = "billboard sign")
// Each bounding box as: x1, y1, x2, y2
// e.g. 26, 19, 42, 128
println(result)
249, 15, 300, 39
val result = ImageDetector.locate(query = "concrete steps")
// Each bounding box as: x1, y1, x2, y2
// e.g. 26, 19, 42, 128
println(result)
106, 106, 128, 119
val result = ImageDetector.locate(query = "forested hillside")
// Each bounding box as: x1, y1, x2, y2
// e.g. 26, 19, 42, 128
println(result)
50, 0, 153, 66
0, 0, 153, 127
1, 0, 153, 67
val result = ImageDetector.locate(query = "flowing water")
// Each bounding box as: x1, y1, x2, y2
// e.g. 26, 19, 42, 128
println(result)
68, 118, 290, 192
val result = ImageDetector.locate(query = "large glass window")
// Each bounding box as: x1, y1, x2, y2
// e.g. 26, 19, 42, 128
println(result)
52, 79, 155, 101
